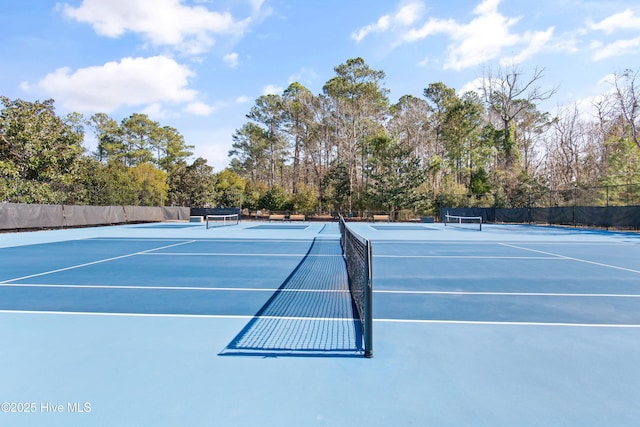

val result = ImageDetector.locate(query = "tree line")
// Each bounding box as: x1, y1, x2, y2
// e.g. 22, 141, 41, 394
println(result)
2, 58, 639, 215
229, 58, 640, 215
0, 96, 243, 207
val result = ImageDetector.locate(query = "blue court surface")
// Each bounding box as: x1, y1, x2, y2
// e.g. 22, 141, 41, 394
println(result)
1, 221, 640, 426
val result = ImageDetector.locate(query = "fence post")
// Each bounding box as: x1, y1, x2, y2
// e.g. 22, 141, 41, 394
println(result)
573, 186, 577, 226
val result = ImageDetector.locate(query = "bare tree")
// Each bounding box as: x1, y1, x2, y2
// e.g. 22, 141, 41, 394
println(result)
388, 95, 434, 161
481, 64, 557, 168
611, 69, 640, 149
513, 100, 551, 176
543, 103, 605, 189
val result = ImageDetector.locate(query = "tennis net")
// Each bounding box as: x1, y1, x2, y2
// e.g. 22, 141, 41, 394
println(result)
444, 212, 482, 231
338, 215, 373, 358
206, 213, 240, 229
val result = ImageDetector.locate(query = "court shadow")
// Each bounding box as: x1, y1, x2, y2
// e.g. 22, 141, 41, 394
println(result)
219, 237, 364, 358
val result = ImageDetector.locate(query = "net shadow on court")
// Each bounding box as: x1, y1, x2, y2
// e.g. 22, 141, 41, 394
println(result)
219, 237, 364, 358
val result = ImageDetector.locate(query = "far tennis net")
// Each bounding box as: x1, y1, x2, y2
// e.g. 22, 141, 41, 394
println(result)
338, 215, 373, 358
206, 213, 240, 229
444, 212, 482, 231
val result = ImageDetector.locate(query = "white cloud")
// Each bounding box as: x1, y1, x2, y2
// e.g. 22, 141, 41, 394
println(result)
287, 67, 319, 87
352, 16, 392, 43
370, 0, 561, 70
249, 0, 266, 14
141, 102, 168, 119
565, 74, 620, 121
235, 95, 250, 104
501, 27, 555, 65
459, 77, 485, 96
444, 9, 522, 70
406, 0, 525, 70
358, 1, 579, 70
178, 33, 215, 56
22, 56, 199, 113
262, 84, 283, 95
352, 1, 425, 42
417, 56, 430, 67
588, 9, 640, 34
584, 9, 640, 61
597, 73, 616, 87
403, 17, 458, 42
60, 0, 260, 55
223, 52, 239, 68
591, 36, 640, 60
188, 127, 237, 170
395, 2, 424, 26
183, 101, 217, 116
196, 138, 232, 171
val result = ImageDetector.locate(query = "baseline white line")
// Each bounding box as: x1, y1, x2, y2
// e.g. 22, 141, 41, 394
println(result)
89, 238, 315, 243
509, 242, 638, 246
373, 290, 640, 298
0, 310, 253, 319
499, 243, 640, 274
87, 238, 190, 242
9, 284, 637, 297
0, 240, 197, 284
0, 310, 356, 321
141, 253, 341, 257
374, 319, 640, 328
0, 283, 349, 293
375, 255, 559, 259
375, 241, 637, 246
1, 310, 639, 328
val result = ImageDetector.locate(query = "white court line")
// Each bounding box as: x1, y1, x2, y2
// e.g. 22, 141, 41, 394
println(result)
86, 238, 190, 242
374, 240, 637, 246
1, 310, 639, 328
375, 318, 640, 328
0, 240, 197, 284
0, 283, 349, 293
373, 290, 640, 298
499, 243, 640, 274
141, 253, 341, 257
375, 255, 559, 259
89, 238, 317, 244
4, 283, 635, 298
0, 310, 355, 321
506, 241, 639, 246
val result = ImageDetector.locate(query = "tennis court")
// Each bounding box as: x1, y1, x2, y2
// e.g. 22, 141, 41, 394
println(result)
1, 220, 640, 426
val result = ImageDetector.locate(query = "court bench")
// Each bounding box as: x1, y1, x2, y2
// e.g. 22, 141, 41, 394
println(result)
268, 214, 305, 222
372, 214, 390, 223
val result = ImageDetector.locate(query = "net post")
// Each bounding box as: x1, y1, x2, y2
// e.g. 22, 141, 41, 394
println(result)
364, 239, 373, 358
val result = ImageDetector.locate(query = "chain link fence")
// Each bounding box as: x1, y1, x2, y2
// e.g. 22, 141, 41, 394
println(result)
441, 183, 640, 209
441, 183, 640, 229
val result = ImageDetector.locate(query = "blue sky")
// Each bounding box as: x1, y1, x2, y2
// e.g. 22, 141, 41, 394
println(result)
2, 0, 639, 170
